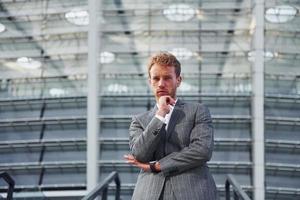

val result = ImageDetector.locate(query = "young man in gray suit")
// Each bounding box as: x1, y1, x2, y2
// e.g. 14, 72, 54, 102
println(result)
124, 52, 218, 200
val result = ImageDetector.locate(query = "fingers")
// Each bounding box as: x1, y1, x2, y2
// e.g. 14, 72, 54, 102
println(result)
156, 96, 175, 117
123, 154, 150, 171
124, 154, 136, 163
124, 154, 142, 166
166, 96, 176, 106
160, 96, 175, 106
124, 154, 134, 160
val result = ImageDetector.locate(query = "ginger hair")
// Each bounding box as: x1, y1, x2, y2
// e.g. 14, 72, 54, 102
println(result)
147, 52, 181, 77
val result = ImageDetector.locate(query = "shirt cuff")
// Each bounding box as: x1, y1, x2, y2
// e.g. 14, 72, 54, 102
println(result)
155, 114, 166, 123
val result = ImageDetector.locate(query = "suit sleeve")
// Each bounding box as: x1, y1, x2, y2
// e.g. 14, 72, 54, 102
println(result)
129, 115, 166, 163
158, 104, 214, 176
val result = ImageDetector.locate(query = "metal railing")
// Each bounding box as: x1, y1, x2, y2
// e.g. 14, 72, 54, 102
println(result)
82, 171, 120, 200
225, 174, 251, 200
0, 171, 15, 200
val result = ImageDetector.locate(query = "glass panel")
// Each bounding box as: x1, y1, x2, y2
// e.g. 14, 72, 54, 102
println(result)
214, 123, 251, 139
101, 121, 131, 138
266, 175, 300, 188
1, 0, 298, 198
43, 147, 86, 162
265, 100, 300, 118
264, 0, 300, 196
265, 124, 300, 141
100, 143, 129, 160
266, 152, 300, 164
43, 124, 86, 140
211, 150, 251, 162
0, 148, 41, 163
0, 126, 41, 141
42, 168, 85, 185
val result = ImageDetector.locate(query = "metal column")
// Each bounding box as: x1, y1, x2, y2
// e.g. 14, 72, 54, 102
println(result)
87, 0, 102, 192
252, 0, 265, 199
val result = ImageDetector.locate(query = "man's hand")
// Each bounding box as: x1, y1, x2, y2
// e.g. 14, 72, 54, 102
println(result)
124, 154, 161, 172
124, 154, 150, 171
156, 96, 176, 117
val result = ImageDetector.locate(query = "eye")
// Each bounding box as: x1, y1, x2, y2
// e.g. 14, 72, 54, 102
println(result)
152, 76, 159, 81
164, 76, 172, 80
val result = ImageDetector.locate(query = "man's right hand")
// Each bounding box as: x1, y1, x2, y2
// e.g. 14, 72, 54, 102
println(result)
156, 96, 176, 117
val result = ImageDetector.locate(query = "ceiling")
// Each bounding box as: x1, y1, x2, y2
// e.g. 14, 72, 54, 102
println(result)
0, 0, 299, 98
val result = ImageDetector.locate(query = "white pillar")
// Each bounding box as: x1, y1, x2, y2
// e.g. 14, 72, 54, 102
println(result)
87, 0, 101, 192
252, 0, 265, 199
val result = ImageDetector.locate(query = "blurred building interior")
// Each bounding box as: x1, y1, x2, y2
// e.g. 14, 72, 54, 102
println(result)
0, 0, 299, 199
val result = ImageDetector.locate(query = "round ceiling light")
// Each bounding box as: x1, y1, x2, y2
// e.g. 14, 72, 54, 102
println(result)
100, 51, 115, 64
170, 48, 193, 60
265, 5, 297, 23
178, 82, 196, 92
16, 57, 42, 69
163, 4, 196, 22
0, 23, 6, 33
247, 51, 277, 62
49, 88, 66, 97
107, 83, 128, 93
65, 8, 89, 26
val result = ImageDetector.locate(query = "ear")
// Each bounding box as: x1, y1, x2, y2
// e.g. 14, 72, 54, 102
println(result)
176, 76, 182, 87
148, 77, 151, 85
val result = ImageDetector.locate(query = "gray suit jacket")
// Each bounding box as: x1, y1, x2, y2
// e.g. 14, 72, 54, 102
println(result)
129, 99, 218, 200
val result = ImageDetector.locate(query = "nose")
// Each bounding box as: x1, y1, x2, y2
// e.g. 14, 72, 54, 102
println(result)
158, 78, 165, 87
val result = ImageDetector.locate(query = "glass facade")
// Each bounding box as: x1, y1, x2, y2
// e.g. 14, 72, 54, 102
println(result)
0, 0, 299, 199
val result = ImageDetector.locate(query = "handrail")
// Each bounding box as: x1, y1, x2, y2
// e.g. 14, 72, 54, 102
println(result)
82, 171, 120, 200
225, 174, 251, 200
0, 171, 15, 200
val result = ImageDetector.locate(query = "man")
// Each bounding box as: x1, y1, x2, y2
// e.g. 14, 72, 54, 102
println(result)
124, 52, 218, 200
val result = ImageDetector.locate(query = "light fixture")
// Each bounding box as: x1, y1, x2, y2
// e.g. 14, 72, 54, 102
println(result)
65, 8, 89, 26
234, 83, 252, 93
178, 82, 196, 92
49, 88, 66, 97
0, 23, 6, 33
163, 4, 196, 22
265, 5, 297, 23
170, 48, 193, 60
247, 51, 278, 62
16, 57, 42, 69
100, 51, 115, 64
107, 83, 128, 93
196, 9, 204, 20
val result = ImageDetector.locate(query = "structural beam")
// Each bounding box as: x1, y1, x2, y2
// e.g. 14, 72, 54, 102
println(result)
87, 0, 101, 193
252, 0, 265, 199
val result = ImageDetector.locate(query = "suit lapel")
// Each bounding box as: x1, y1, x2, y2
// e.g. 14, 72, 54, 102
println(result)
140, 100, 185, 141
166, 99, 185, 140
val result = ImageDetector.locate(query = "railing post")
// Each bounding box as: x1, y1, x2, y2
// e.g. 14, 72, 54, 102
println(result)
115, 175, 120, 200
102, 187, 108, 200
225, 179, 230, 200
82, 171, 121, 200
0, 172, 15, 200
225, 174, 251, 200
234, 192, 239, 200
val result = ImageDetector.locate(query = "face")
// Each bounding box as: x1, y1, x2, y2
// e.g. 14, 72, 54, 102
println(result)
148, 63, 182, 102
